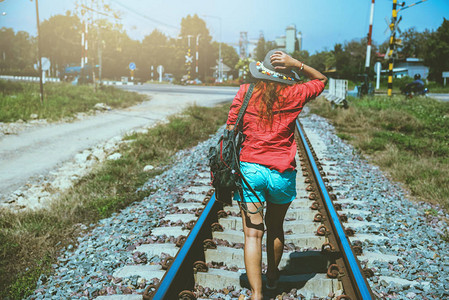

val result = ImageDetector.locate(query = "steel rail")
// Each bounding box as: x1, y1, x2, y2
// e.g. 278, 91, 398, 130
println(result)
151, 193, 220, 299
296, 119, 373, 299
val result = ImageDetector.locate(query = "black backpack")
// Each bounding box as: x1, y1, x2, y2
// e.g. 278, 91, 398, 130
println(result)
208, 84, 264, 214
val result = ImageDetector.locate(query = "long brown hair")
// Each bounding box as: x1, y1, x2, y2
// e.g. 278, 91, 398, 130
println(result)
254, 80, 288, 126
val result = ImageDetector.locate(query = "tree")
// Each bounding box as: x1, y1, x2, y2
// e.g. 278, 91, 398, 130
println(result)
399, 27, 432, 59
291, 50, 310, 65
179, 14, 214, 81
214, 42, 239, 79
40, 11, 82, 76
98, 23, 136, 80
424, 18, 449, 82
235, 57, 253, 82
254, 34, 277, 61
0, 28, 36, 74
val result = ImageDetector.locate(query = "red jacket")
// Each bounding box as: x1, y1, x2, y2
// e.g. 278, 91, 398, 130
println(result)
226, 79, 325, 172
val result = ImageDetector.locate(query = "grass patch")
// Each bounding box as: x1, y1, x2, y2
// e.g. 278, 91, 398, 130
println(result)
309, 95, 449, 209
0, 80, 146, 123
0, 103, 230, 299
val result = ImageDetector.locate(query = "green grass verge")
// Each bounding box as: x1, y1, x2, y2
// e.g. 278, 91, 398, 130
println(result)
0, 103, 230, 299
309, 95, 449, 210
0, 80, 147, 123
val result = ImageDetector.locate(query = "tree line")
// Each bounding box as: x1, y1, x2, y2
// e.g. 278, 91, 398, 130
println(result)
0, 11, 239, 83
1, 11, 448, 83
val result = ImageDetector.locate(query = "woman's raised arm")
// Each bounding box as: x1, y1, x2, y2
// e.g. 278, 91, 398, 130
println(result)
270, 51, 328, 86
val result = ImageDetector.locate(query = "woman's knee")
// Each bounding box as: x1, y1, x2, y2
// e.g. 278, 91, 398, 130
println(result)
244, 226, 264, 239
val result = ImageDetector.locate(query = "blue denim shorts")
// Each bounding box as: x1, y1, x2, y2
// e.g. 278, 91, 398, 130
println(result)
234, 162, 297, 205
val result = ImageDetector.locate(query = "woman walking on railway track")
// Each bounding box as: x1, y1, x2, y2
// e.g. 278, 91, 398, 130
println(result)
226, 49, 327, 299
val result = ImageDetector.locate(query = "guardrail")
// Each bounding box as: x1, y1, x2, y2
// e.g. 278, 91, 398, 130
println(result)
326, 78, 348, 106
0, 75, 60, 82
0, 75, 138, 86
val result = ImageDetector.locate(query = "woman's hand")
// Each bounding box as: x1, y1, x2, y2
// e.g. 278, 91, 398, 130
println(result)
270, 51, 300, 71
271, 51, 327, 85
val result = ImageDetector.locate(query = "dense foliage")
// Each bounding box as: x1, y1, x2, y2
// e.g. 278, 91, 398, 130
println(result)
0, 12, 239, 82
1, 10, 448, 83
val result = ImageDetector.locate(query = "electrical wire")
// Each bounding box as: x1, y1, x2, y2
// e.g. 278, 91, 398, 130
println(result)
109, 0, 180, 30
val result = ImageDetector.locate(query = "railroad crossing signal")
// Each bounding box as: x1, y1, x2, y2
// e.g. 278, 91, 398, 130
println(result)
185, 55, 193, 63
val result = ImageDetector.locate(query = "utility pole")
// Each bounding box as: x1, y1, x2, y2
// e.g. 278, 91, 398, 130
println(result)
365, 0, 375, 73
34, 0, 44, 104
387, 0, 398, 96
186, 35, 193, 81
195, 34, 201, 79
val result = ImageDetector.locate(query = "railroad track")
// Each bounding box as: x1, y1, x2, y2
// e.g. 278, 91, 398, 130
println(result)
100, 119, 378, 300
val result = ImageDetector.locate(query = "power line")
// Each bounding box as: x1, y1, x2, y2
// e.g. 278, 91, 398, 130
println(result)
109, 0, 180, 30
397, 0, 429, 12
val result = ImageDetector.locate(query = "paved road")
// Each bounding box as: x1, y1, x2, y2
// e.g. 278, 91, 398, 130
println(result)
428, 93, 449, 102
0, 84, 239, 204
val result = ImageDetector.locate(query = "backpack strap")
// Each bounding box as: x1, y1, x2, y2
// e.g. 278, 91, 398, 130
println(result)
239, 175, 265, 214
234, 83, 255, 127
232, 83, 265, 215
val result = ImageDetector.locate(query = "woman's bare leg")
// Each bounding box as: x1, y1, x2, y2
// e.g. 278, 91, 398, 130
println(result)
265, 201, 291, 281
239, 202, 264, 300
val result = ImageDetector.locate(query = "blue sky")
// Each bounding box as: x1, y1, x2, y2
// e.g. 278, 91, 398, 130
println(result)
1, 0, 448, 53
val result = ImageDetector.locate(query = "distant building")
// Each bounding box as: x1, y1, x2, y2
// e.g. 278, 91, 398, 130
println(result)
275, 24, 302, 54
382, 58, 429, 79
239, 24, 302, 58
212, 60, 232, 81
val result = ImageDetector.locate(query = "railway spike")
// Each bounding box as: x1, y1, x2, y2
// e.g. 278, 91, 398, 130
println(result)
308, 192, 317, 200
217, 210, 228, 218
193, 261, 209, 273
363, 267, 375, 278
321, 242, 336, 254
203, 238, 217, 250
316, 224, 329, 236
206, 189, 215, 196
327, 264, 341, 278
178, 290, 197, 300
195, 208, 203, 217
304, 177, 312, 183
183, 220, 196, 230
175, 235, 187, 247
306, 184, 314, 192
344, 227, 356, 237
211, 222, 224, 232
161, 256, 174, 270
339, 213, 348, 223
336, 295, 351, 300
142, 284, 157, 300
310, 201, 319, 210
334, 203, 342, 211
314, 212, 324, 222
202, 196, 210, 205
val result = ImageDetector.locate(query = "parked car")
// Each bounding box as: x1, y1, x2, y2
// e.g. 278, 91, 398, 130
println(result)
163, 73, 174, 83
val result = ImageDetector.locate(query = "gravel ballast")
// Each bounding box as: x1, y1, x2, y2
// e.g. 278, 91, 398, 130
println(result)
28, 111, 449, 299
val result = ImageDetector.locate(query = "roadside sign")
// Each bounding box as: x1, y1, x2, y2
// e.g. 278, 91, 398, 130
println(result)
443, 72, 449, 86
374, 62, 382, 90
129, 62, 136, 70
374, 62, 381, 73
157, 65, 164, 74
41, 57, 50, 71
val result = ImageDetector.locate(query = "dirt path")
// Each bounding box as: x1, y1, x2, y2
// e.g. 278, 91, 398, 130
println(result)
0, 85, 237, 208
